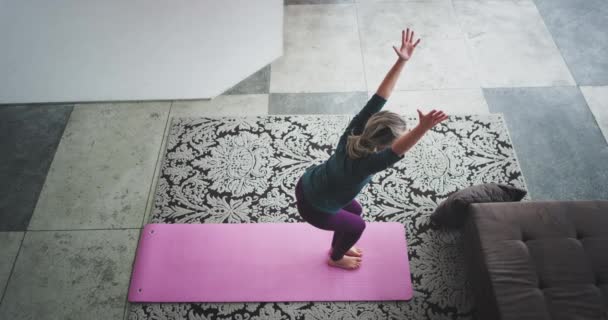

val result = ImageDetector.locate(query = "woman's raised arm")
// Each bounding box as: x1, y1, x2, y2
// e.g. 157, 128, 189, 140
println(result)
375, 28, 421, 99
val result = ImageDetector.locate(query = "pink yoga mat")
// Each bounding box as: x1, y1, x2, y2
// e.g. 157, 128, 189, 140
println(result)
128, 222, 412, 302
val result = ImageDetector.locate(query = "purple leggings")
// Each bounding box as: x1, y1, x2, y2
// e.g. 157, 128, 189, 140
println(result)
295, 179, 366, 261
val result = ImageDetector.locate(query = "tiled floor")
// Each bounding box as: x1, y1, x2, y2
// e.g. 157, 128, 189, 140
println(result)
1, 0, 607, 319
0, 105, 73, 231
455, 0, 575, 87
580, 86, 608, 143
534, 0, 608, 85
484, 86, 608, 200
29, 102, 170, 231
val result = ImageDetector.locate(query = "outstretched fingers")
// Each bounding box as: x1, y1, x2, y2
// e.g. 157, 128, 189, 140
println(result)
403, 28, 421, 43
433, 114, 449, 125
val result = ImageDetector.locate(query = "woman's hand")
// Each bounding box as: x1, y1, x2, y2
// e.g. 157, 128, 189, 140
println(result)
393, 28, 421, 61
376, 28, 421, 99
417, 109, 448, 130
391, 108, 446, 156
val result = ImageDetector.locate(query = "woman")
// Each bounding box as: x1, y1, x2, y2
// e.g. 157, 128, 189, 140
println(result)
295, 28, 448, 270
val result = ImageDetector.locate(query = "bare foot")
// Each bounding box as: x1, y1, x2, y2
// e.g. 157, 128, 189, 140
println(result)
327, 255, 362, 270
330, 247, 363, 257
345, 246, 363, 257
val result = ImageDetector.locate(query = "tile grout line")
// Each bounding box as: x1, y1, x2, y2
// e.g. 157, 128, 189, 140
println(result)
121, 101, 174, 320
123, 299, 129, 320
26, 104, 75, 232
0, 232, 26, 307
139, 101, 174, 227
122, 227, 144, 320
578, 87, 608, 147
529, 0, 578, 87
271, 83, 580, 96
354, 2, 370, 94
481, 84, 580, 91
448, 0, 485, 92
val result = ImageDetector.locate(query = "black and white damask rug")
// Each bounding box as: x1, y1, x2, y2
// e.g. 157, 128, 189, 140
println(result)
129, 114, 527, 320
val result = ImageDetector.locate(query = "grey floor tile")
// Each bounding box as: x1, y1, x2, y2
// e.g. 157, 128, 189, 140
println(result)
29, 102, 170, 230
359, 2, 479, 91
357, 1, 462, 41
0, 229, 139, 320
484, 86, 608, 200
269, 92, 368, 114
222, 65, 271, 95
0, 105, 73, 231
270, 4, 366, 93
171, 94, 269, 117
0, 232, 23, 303
581, 86, 608, 144
533, 0, 606, 25
367, 38, 480, 91
454, 0, 574, 87
534, 0, 608, 85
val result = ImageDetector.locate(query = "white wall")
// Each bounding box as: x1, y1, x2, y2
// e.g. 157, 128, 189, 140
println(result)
0, 0, 282, 104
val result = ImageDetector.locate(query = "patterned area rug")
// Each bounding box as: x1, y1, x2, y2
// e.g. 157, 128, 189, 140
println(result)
129, 115, 527, 320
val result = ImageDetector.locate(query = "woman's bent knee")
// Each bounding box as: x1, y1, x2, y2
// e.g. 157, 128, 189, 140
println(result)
348, 218, 366, 234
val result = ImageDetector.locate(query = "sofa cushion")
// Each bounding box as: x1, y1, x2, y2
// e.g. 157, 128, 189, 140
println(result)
464, 201, 608, 320
431, 183, 527, 228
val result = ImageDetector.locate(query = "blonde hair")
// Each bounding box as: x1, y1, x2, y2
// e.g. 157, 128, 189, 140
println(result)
346, 111, 407, 159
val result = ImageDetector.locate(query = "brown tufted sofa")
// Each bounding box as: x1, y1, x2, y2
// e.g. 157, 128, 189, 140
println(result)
463, 201, 608, 320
